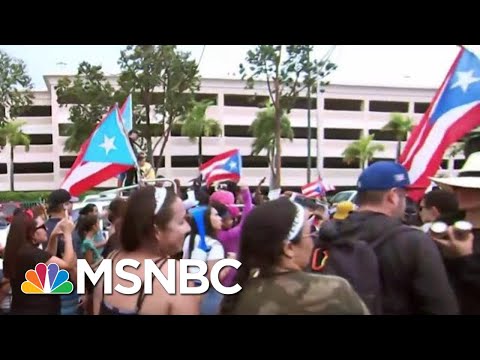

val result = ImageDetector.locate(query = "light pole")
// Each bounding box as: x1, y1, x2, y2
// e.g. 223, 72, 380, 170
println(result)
306, 47, 312, 183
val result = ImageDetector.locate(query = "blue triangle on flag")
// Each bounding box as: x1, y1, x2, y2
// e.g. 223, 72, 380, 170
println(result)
221, 151, 242, 174
120, 95, 133, 132
83, 107, 137, 166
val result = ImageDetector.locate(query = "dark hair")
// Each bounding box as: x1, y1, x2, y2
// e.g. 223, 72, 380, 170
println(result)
403, 197, 422, 227
356, 190, 388, 207
210, 201, 231, 219
13, 208, 23, 217
423, 189, 459, 215
218, 181, 240, 195
77, 214, 99, 240
219, 197, 303, 315
3, 213, 38, 279
186, 206, 218, 259
195, 189, 210, 206
108, 198, 127, 223
119, 186, 178, 252
31, 204, 48, 220
80, 204, 97, 216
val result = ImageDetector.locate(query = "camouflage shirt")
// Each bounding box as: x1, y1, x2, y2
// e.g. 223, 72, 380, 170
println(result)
231, 271, 370, 315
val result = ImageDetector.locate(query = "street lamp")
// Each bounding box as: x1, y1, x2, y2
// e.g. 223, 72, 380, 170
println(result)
307, 48, 312, 183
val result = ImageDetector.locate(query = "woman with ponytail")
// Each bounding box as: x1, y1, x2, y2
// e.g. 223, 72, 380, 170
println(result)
219, 197, 370, 315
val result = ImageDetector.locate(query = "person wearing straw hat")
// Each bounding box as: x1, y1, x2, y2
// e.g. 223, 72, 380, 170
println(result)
430, 144, 480, 314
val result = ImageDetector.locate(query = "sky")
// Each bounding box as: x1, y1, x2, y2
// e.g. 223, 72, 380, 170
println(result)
0, 45, 476, 91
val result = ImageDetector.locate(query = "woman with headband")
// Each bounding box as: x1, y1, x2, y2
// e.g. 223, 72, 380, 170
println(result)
219, 197, 370, 315
93, 186, 200, 315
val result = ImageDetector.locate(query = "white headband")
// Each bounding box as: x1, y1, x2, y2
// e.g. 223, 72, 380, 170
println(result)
154, 187, 167, 214
287, 202, 305, 241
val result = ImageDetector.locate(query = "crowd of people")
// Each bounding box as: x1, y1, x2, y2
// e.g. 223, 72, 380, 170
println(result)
0, 140, 479, 315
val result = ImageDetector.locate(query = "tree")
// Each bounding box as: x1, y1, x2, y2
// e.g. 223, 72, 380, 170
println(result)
448, 142, 465, 159
117, 45, 200, 168
0, 50, 34, 128
177, 99, 222, 166
250, 103, 294, 179
239, 45, 337, 189
0, 120, 30, 191
342, 134, 385, 170
381, 113, 414, 161
55, 62, 117, 152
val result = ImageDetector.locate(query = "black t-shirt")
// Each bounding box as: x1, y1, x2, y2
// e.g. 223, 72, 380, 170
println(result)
443, 228, 480, 315
10, 244, 61, 315
45, 218, 63, 257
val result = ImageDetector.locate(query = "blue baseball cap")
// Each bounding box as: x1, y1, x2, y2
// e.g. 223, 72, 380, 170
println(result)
357, 161, 411, 191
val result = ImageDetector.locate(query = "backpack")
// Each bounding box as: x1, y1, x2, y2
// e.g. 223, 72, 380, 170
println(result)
308, 220, 397, 315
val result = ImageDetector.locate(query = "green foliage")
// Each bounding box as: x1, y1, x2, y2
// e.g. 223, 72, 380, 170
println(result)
0, 191, 50, 202
118, 45, 201, 167
250, 103, 293, 174
55, 62, 117, 152
179, 100, 222, 141
0, 120, 30, 150
0, 189, 100, 202
239, 45, 336, 188
382, 113, 414, 161
448, 142, 465, 158
239, 45, 337, 113
342, 134, 385, 169
0, 50, 33, 127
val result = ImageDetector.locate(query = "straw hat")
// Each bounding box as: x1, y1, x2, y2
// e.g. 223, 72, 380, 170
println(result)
431, 151, 480, 189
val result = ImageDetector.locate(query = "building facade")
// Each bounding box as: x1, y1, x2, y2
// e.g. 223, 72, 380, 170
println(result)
0, 75, 464, 192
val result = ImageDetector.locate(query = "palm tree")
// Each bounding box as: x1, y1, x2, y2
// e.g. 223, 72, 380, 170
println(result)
382, 113, 414, 161
342, 133, 385, 170
178, 100, 222, 166
250, 103, 294, 184
448, 142, 465, 159
0, 120, 30, 191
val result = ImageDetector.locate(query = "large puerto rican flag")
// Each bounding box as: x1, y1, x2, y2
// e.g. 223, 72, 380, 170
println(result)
61, 100, 137, 196
199, 149, 242, 187
400, 47, 480, 201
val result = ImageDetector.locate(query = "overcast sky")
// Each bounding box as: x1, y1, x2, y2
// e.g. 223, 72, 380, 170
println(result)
0, 45, 476, 91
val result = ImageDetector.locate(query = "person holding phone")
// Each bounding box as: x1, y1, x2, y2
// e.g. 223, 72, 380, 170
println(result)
45, 189, 80, 315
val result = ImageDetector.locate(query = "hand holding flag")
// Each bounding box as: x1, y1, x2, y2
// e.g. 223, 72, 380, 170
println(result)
199, 149, 242, 187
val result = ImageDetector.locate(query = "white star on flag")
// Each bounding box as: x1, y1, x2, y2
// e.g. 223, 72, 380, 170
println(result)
451, 70, 480, 92
99, 135, 117, 155
228, 161, 237, 170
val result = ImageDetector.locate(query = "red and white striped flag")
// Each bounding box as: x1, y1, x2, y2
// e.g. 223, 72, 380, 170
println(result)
400, 47, 480, 201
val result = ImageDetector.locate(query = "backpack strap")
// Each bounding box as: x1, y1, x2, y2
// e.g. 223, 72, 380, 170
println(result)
311, 248, 330, 272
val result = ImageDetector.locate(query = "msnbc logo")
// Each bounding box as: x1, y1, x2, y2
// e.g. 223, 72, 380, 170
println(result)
21, 263, 74, 295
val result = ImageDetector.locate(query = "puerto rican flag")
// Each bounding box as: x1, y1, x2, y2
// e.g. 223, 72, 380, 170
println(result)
199, 149, 242, 187
400, 47, 480, 201
61, 98, 135, 196
301, 177, 335, 198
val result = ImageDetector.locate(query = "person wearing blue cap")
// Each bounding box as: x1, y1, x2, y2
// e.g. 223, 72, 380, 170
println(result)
311, 161, 459, 315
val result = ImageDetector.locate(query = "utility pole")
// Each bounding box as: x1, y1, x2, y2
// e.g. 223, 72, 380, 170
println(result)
306, 47, 312, 183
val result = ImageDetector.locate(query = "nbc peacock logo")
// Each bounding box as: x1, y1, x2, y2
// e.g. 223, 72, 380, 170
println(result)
21, 263, 74, 295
